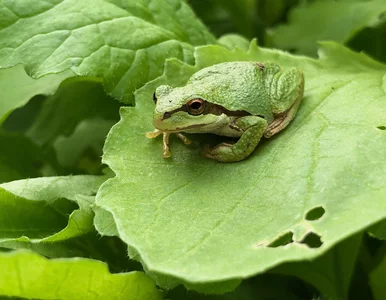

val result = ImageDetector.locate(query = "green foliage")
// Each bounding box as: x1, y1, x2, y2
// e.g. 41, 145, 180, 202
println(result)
95, 40, 386, 294
1, 0, 386, 299
269, 0, 386, 62
0, 0, 215, 103
0, 131, 47, 182
0, 175, 107, 242
370, 251, 386, 300
27, 79, 120, 145
0, 66, 74, 124
0, 250, 162, 300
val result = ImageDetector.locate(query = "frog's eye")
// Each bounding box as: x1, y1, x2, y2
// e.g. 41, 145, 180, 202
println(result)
152, 92, 157, 104
187, 98, 205, 115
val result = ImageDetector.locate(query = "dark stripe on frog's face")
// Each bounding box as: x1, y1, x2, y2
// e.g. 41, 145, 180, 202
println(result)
161, 100, 252, 120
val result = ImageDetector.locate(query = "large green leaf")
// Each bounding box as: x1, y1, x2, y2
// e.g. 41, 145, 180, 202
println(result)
53, 118, 117, 170
269, 0, 386, 57
0, 175, 107, 243
0, 250, 162, 300
0, 65, 74, 124
95, 40, 386, 291
27, 79, 120, 145
1, 233, 143, 275
1, 234, 105, 259
0, 0, 215, 103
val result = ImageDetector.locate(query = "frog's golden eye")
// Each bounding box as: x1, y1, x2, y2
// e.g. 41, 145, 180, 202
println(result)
153, 92, 157, 104
187, 98, 205, 115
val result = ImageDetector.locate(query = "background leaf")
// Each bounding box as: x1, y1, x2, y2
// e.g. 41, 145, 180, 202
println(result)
188, 0, 262, 40
167, 272, 316, 300
188, 0, 299, 44
370, 253, 386, 300
27, 79, 120, 145
95, 41, 386, 291
53, 118, 117, 171
0, 65, 74, 124
269, 0, 386, 60
0, 175, 107, 243
0, 250, 162, 300
273, 233, 363, 299
0, 0, 215, 102
0, 131, 47, 182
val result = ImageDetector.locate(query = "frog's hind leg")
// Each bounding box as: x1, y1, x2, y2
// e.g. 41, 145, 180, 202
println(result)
203, 116, 267, 162
270, 67, 304, 114
264, 94, 302, 138
265, 67, 304, 138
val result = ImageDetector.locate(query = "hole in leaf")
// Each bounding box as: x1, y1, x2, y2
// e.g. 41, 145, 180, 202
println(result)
267, 231, 294, 248
299, 232, 323, 248
377, 126, 386, 130
305, 206, 325, 221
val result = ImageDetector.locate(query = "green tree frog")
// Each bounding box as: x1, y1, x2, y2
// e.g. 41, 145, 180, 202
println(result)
146, 61, 304, 162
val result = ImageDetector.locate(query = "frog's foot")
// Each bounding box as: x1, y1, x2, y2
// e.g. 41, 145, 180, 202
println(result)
202, 142, 239, 162
202, 116, 267, 162
146, 129, 163, 139
146, 129, 191, 158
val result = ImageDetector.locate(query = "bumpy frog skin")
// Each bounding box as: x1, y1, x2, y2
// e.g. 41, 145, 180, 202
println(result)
146, 61, 304, 162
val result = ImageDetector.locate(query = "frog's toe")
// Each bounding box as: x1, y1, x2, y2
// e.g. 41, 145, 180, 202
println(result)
175, 133, 191, 145
163, 149, 171, 158
146, 129, 163, 139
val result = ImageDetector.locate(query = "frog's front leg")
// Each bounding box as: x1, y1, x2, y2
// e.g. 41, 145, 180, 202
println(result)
203, 116, 267, 162
146, 129, 191, 158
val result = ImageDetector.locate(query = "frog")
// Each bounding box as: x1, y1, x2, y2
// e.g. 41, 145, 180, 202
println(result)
146, 61, 304, 162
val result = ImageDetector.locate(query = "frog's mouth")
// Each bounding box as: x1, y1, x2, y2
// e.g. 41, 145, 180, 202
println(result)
173, 123, 209, 132
155, 121, 213, 133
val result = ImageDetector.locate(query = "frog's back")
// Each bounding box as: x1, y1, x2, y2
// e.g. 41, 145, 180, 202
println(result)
187, 62, 273, 118
189, 61, 257, 82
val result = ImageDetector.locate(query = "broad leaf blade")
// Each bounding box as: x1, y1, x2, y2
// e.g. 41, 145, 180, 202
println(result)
53, 118, 117, 169
0, 65, 74, 124
27, 79, 120, 145
0, 250, 162, 300
0, 0, 215, 103
0, 175, 107, 242
95, 41, 386, 291
269, 0, 386, 57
